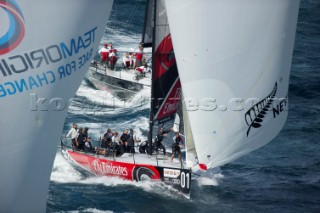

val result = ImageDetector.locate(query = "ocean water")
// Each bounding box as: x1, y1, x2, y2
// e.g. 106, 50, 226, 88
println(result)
47, 0, 320, 212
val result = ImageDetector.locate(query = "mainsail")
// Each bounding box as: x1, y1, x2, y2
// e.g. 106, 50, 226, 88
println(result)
151, 0, 180, 124
0, 0, 113, 212
165, 0, 300, 169
147, 0, 181, 146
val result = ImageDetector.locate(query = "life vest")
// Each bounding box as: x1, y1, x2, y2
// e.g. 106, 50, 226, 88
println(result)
100, 47, 109, 61
135, 50, 143, 61
109, 49, 117, 64
136, 66, 144, 73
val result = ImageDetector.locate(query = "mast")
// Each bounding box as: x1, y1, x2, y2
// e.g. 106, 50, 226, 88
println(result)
148, 0, 157, 154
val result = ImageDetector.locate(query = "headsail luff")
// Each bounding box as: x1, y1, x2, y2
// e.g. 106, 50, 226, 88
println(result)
182, 98, 198, 169
165, 0, 300, 169
175, 95, 198, 169
0, 0, 113, 212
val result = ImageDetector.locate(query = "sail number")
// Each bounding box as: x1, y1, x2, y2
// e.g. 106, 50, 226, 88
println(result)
180, 172, 190, 189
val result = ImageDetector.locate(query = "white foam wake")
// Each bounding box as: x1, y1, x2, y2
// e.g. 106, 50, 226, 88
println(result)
52, 208, 113, 213
50, 152, 82, 183
68, 81, 150, 116
195, 167, 224, 186
51, 152, 182, 199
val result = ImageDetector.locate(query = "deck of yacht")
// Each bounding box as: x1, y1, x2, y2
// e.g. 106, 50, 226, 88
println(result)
88, 63, 151, 88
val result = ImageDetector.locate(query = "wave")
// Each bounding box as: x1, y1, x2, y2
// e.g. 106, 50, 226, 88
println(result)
99, 25, 151, 54
67, 81, 150, 117
51, 150, 224, 197
52, 208, 114, 213
51, 153, 186, 200
50, 153, 83, 183
193, 167, 224, 187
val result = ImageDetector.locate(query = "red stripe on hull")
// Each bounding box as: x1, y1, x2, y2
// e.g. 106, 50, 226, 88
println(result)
67, 151, 161, 180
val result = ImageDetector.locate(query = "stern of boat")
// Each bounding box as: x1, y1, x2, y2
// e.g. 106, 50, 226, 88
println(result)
155, 166, 191, 198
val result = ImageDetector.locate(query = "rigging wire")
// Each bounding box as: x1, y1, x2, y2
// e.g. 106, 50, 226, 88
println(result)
122, 0, 145, 29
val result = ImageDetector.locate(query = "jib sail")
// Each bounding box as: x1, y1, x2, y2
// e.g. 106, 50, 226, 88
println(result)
165, 0, 300, 170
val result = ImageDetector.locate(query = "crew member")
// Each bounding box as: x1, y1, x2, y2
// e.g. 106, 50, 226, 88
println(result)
66, 123, 78, 148
134, 66, 147, 80
119, 129, 130, 153
139, 141, 148, 154
101, 129, 113, 148
99, 43, 109, 66
109, 49, 118, 70
75, 127, 85, 151
134, 44, 144, 68
84, 136, 95, 153
170, 132, 184, 162
111, 131, 119, 143
155, 128, 172, 156
83, 127, 89, 144
129, 51, 135, 69
109, 42, 113, 50
110, 131, 120, 156
127, 129, 141, 153
122, 52, 131, 69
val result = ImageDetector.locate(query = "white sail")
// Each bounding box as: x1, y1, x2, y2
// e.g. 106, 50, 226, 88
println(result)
173, 113, 180, 132
0, 0, 113, 212
182, 99, 198, 169
165, 0, 300, 170
173, 96, 198, 169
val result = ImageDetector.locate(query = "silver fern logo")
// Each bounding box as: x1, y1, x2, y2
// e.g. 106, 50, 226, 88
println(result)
245, 82, 278, 136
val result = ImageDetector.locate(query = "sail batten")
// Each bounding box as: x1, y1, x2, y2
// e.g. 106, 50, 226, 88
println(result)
165, 0, 300, 169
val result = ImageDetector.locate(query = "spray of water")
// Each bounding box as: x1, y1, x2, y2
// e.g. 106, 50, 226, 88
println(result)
68, 81, 150, 117
51, 153, 185, 199
52, 208, 114, 213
